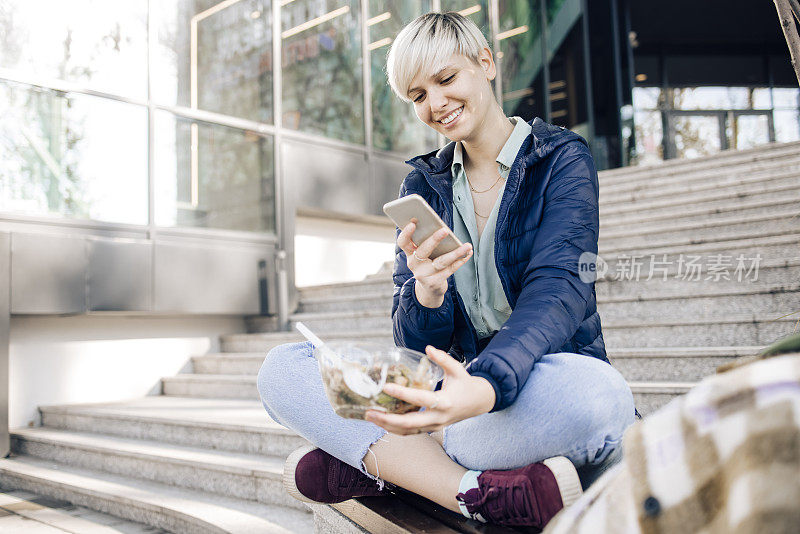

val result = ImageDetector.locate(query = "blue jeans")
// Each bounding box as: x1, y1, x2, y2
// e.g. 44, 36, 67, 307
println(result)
258, 342, 635, 487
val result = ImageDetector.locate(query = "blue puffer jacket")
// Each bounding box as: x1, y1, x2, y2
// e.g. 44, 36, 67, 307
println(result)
391, 117, 608, 413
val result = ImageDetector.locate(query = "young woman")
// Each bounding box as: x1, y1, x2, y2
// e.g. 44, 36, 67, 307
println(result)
258, 12, 635, 529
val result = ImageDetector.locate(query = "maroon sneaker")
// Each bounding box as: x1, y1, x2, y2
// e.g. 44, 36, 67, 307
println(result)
283, 445, 389, 504
456, 456, 582, 528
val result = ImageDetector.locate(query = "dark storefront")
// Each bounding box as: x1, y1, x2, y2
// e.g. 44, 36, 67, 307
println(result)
499, 0, 799, 170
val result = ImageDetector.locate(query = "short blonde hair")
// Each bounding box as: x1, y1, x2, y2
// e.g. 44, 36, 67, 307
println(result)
386, 12, 489, 102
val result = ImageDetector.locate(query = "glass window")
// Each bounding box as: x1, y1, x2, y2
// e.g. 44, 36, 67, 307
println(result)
0, 81, 147, 224
547, 0, 568, 23
733, 114, 770, 151
632, 87, 662, 110
672, 115, 721, 159
367, 0, 436, 155
441, 1, 490, 41
154, 111, 275, 233
0, 0, 148, 99
280, 0, 364, 144
672, 87, 750, 111
498, 0, 546, 119
752, 88, 771, 109
773, 87, 800, 108
772, 88, 800, 142
633, 110, 663, 166
774, 109, 800, 143
152, 0, 274, 124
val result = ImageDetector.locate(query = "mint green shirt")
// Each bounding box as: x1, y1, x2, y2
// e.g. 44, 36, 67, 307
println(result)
451, 117, 532, 339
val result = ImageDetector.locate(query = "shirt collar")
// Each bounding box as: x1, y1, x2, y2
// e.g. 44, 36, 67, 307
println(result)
497, 117, 532, 170
452, 140, 465, 178
451, 116, 531, 178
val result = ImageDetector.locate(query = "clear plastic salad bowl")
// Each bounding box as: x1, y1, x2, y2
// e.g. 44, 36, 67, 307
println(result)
314, 342, 444, 419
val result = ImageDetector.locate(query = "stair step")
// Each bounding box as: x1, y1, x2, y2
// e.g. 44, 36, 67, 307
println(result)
192, 352, 267, 374
161, 376, 257, 400
596, 258, 799, 297
161, 372, 692, 418
609, 346, 760, 383
193, 354, 268, 376
220, 330, 393, 352
162, 375, 259, 399
197, 345, 763, 382
299, 277, 397, 300
598, 141, 800, 186
287, 249, 799, 314
39, 397, 307, 457
288, 310, 392, 333
600, 216, 799, 253
600, 160, 800, 204
602, 313, 798, 348
601, 205, 799, 240
602, 157, 800, 197
298, 292, 393, 313
630, 382, 694, 416
269, 312, 796, 345
10, 427, 303, 511
294, 278, 799, 317
600, 181, 800, 224
0, 456, 312, 534
600, 228, 800, 258
162, 370, 708, 406
609, 346, 761, 358
244, 316, 280, 334
278, 309, 799, 346
597, 283, 800, 321
173, 366, 712, 420
0, 489, 156, 534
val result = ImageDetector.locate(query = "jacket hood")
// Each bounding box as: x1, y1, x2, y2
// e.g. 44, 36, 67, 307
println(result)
405, 117, 588, 174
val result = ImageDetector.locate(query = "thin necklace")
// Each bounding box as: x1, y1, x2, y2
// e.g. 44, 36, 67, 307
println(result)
474, 205, 491, 219
467, 174, 503, 193
471, 177, 500, 219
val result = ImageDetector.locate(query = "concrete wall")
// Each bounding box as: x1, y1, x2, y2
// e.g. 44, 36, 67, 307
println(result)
8, 315, 245, 428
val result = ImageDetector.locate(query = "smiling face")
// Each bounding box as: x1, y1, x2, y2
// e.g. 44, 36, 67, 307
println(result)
407, 49, 497, 143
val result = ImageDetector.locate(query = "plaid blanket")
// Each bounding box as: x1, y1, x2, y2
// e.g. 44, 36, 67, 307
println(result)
546, 351, 800, 533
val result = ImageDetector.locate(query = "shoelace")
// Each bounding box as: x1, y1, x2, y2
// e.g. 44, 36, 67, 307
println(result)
456, 486, 499, 508
457, 483, 537, 525
335, 461, 381, 493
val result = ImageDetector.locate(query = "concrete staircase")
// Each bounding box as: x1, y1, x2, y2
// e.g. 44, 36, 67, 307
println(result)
0, 395, 316, 533
245, 140, 800, 414
1, 140, 799, 533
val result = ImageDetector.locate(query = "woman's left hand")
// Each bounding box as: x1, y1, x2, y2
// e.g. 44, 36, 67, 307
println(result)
364, 345, 496, 435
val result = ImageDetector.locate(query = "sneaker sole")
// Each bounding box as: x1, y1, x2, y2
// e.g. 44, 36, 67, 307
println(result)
283, 444, 321, 504
542, 456, 583, 507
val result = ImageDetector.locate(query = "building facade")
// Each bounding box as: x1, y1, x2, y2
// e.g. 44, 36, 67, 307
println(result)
0, 0, 799, 449
2, 1, 797, 246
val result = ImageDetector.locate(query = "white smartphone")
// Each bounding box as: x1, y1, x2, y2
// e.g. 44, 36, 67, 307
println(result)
383, 194, 464, 260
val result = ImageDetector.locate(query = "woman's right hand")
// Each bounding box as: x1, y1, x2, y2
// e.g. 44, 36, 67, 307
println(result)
397, 220, 473, 308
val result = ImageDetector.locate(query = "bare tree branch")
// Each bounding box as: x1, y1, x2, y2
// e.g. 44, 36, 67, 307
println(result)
775, 0, 800, 86
790, 0, 800, 21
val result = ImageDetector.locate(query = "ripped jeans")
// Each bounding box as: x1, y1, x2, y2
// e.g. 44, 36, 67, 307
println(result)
258, 341, 636, 489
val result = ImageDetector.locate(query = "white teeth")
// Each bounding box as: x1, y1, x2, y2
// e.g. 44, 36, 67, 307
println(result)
441, 107, 463, 124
